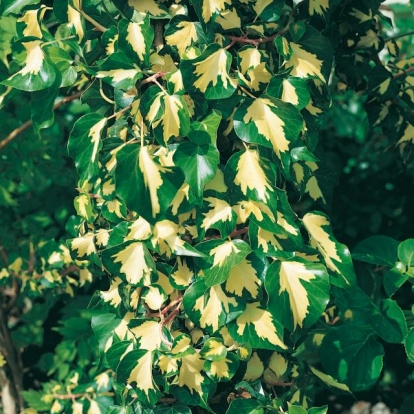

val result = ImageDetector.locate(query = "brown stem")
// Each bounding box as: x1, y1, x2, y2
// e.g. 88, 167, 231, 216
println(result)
140, 72, 168, 87
52, 392, 84, 400
230, 227, 248, 238
0, 90, 83, 151
393, 66, 414, 78
161, 297, 183, 315
0, 306, 24, 412
60, 265, 80, 277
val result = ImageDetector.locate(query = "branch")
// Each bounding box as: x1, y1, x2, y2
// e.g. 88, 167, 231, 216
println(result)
0, 91, 83, 151
385, 30, 414, 42
393, 66, 414, 78
140, 72, 168, 87
79, 9, 107, 32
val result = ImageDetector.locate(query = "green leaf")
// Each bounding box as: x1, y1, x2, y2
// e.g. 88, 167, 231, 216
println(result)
405, 328, 414, 362
398, 239, 414, 267
153, 404, 192, 414
0, 16, 16, 66
2, 41, 58, 91
228, 302, 287, 351
352, 235, 399, 266
383, 265, 408, 297
226, 397, 264, 414
320, 325, 384, 391
2, 0, 40, 15
400, 393, 414, 414
266, 259, 330, 332
195, 239, 252, 287
181, 44, 237, 100
106, 340, 133, 372
309, 366, 351, 393
204, 351, 239, 382
369, 299, 407, 344
233, 95, 302, 175
303, 211, 356, 287
188, 110, 222, 145
31, 73, 61, 135
115, 144, 184, 222
173, 142, 219, 199
68, 113, 107, 182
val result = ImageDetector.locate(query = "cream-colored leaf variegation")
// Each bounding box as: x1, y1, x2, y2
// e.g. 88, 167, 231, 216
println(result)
215, 8, 241, 30
71, 233, 96, 257
96, 68, 140, 84
235, 149, 273, 202
309, 0, 329, 16
111, 242, 152, 285
243, 98, 289, 158
211, 241, 240, 268
144, 286, 167, 310
193, 49, 236, 92
171, 258, 194, 287
225, 259, 261, 299
285, 43, 324, 81
302, 213, 342, 274
10, 41, 44, 78
194, 285, 238, 332
243, 352, 264, 381
139, 146, 170, 218
279, 261, 316, 329
130, 321, 162, 351
126, 21, 147, 61
128, 351, 157, 395
201, 197, 233, 231
236, 302, 287, 349
166, 21, 198, 56
151, 219, 185, 257
127, 0, 167, 16
125, 216, 152, 241
201, 0, 232, 23
208, 357, 233, 380
178, 353, 204, 395
101, 277, 122, 308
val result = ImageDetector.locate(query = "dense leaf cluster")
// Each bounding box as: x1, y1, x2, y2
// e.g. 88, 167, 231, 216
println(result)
0, 0, 414, 413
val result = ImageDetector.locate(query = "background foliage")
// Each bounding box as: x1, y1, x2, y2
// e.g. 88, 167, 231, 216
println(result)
0, 1, 414, 413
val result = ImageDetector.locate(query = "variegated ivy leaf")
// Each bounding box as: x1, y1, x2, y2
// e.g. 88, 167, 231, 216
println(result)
68, 113, 107, 182
197, 192, 237, 238
140, 86, 191, 146
74, 193, 95, 222
224, 252, 266, 302
2, 41, 58, 91
128, 319, 164, 351
225, 148, 277, 205
151, 219, 205, 258
276, 189, 302, 247
200, 337, 226, 361
266, 259, 330, 332
243, 351, 264, 381
102, 26, 118, 56
116, 350, 161, 405
308, 0, 330, 16
214, 7, 241, 31
170, 258, 195, 290
173, 142, 219, 200
267, 76, 311, 109
171, 333, 195, 358
106, 340, 133, 372
101, 198, 127, 223
16, 5, 48, 39
283, 27, 333, 83
165, 16, 205, 57
118, 18, 153, 65
233, 95, 302, 175
250, 0, 284, 22
302, 211, 356, 287
113, 0, 170, 18
309, 366, 351, 393
237, 46, 272, 93
183, 280, 244, 334
191, 0, 232, 25
115, 144, 184, 222
101, 241, 157, 286
70, 232, 97, 261
181, 44, 237, 100
204, 352, 239, 383
228, 302, 287, 351
96, 52, 142, 90
194, 239, 252, 287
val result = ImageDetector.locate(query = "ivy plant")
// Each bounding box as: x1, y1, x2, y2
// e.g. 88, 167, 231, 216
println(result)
1, 0, 414, 413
